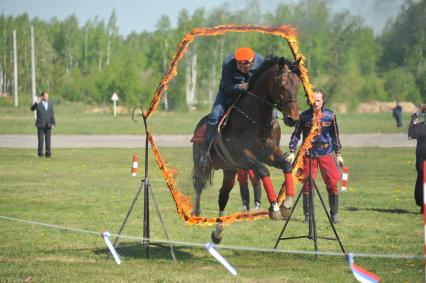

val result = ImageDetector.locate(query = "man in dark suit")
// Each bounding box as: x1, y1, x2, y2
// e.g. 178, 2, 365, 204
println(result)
30, 91, 56, 158
408, 104, 426, 213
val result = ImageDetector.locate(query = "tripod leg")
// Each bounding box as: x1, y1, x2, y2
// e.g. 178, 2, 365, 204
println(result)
149, 184, 177, 261
309, 181, 318, 255
274, 188, 303, 249
314, 182, 346, 253
113, 180, 145, 247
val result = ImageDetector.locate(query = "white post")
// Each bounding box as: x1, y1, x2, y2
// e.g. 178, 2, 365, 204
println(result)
13, 29, 18, 107
111, 92, 119, 118
30, 25, 36, 119
423, 160, 426, 283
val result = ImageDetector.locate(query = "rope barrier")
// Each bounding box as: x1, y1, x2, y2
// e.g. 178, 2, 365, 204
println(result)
1, 215, 423, 260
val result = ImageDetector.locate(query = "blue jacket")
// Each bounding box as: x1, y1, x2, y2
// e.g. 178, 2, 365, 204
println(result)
289, 108, 342, 156
218, 53, 264, 98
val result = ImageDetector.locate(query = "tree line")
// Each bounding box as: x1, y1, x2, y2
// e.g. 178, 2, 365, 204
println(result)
0, 0, 424, 111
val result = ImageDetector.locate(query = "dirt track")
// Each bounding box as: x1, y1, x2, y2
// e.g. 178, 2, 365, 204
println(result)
0, 133, 415, 148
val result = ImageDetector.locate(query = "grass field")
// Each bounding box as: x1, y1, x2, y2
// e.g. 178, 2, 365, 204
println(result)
0, 147, 423, 282
0, 103, 412, 135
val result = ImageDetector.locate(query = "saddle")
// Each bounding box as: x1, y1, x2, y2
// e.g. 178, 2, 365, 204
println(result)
191, 98, 242, 168
190, 100, 237, 143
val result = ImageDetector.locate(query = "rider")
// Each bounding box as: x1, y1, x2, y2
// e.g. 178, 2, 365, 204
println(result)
200, 47, 264, 162
286, 88, 344, 224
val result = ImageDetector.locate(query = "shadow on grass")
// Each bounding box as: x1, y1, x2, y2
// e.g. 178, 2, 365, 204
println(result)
94, 241, 195, 261
344, 207, 418, 215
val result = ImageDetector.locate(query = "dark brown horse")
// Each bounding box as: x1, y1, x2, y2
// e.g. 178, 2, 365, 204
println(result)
192, 56, 301, 243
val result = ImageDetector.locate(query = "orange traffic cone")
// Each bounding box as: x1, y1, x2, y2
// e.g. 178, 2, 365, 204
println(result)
340, 166, 349, 192
131, 154, 138, 176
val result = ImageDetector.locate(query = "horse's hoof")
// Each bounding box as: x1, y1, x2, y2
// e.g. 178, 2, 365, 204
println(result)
280, 205, 291, 220
280, 196, 294, 219
283, 195, 294, 209
269, 209, 284, 220
211, 223, 224, 244
211, 231, 222, 244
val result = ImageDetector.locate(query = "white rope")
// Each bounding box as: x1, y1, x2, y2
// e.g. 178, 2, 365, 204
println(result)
1, 215, 423, 260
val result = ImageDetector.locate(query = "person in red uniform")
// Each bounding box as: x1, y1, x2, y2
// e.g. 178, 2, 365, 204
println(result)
286, 89, 344, 223
237, 169, 262, 211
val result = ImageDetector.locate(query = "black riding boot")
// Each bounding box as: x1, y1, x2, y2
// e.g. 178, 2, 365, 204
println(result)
240, 184, 250, 211
200, 123, 216, 165
328, 193, 340, 224
253, 182, 262, 210
303, 193, 310, 224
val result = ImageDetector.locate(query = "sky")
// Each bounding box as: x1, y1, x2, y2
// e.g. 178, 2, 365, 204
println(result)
0, 0, 405, 36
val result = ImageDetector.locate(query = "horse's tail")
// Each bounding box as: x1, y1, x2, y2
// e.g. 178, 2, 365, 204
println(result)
192, 116, 214, 192
192, 142, 214, 191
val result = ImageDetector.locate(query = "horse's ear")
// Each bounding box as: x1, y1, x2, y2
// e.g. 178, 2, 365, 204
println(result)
278, 57, 287, 71
296, 56, 302, 65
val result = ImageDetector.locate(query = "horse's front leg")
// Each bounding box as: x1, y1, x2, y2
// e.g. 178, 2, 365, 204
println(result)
211, 170, 236, 244
245, 158, 284, 220
270, 150, 295, 218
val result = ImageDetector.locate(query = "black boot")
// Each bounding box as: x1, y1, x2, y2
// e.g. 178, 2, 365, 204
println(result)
328, 193, 340, 224
303, 193, 310, 224
240, 184, 250, 211
200, 123, 216, 165
253, 182, 262, 210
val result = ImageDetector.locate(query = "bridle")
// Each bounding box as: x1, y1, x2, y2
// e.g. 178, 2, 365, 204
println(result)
244, 64, 298, 112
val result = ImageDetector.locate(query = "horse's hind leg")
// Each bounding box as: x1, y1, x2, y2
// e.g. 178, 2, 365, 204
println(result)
211, 170, 236, 244
191, 167, 204, 216
218, 170, 237, 216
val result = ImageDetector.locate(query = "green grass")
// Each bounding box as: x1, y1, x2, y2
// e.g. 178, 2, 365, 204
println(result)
0, 103, 411, 135
0, 147, 423, 282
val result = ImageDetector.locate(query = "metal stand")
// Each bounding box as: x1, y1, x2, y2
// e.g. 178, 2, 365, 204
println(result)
113, 110, 176, 261
274, 152, 345, 255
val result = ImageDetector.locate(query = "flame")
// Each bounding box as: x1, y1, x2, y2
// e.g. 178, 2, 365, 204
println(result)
142, 24, 318, 225
143, 24, 314, 119
147, 131, 269, 226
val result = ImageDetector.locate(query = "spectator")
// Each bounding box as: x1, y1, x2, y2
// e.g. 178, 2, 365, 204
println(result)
392, 101, 403, 128
408, 104, 426, 213
30, 91, 56, 158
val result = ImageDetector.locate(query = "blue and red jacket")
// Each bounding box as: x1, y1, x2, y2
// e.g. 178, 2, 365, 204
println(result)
289, 108, 342, 156
218, 53, 264, 98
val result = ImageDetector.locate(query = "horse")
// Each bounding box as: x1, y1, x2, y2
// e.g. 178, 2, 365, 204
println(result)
191, 56, 302, 243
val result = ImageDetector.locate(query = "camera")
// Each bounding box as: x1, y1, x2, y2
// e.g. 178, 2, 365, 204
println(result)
412, 112, 425, 119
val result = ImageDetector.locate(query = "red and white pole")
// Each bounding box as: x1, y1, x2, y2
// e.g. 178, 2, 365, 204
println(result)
423, 160, 426, 282
131, 154, 139, 176
341, 166, 349, 192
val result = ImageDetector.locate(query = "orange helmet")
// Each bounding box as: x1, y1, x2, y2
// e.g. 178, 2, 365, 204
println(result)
234, 47, 255, 64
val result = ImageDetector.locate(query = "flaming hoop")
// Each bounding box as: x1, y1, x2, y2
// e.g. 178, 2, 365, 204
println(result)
144, 24, 320, 226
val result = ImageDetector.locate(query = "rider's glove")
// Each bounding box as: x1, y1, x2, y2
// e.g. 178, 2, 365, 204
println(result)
238, 83, 248, 90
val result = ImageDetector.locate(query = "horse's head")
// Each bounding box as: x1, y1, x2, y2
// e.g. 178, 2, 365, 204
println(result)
249, 56, 301, 127
272, 57, 301, 126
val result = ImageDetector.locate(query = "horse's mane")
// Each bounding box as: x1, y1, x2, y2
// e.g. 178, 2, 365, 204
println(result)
248, 55, 300, 91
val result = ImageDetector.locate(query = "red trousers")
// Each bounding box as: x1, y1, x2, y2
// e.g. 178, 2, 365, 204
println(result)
303, 155, 340, 194
236, 170, 259, 186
